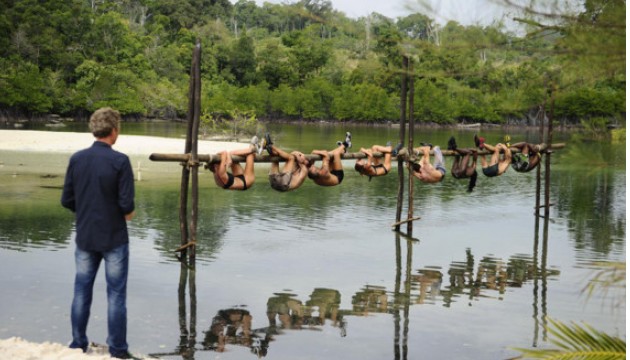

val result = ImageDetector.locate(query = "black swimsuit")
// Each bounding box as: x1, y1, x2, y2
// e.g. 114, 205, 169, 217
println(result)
223, 173, 248, 190
371, 164, 388, 175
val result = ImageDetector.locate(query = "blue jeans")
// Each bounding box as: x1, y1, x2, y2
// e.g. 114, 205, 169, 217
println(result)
70, 243, 129, 356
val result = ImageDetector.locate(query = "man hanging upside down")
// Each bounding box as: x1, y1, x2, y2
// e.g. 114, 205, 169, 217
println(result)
410, 143, 446, 184
264, 133, 310, 192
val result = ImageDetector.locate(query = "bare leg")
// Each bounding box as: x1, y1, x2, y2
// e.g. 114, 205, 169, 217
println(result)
371, 144, 392, 170
243, 153, 256, 186
330, 145, 345, 171
420, 146, 431, 167
213, 151, 230, 187
466, 152, 478, 177
451, 155, 462, 175
490, 146, 500, 166
479, 155, 488, 168
282, 154, 297, 173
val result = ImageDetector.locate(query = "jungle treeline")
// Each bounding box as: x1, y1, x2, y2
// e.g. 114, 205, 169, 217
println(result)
0, 0, 625, 125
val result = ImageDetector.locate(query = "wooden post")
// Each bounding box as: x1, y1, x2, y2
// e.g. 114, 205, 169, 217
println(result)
535, 102, 545, 217
406, 59, 415, 235
544, 82, 555, 219
189, 40, 202, 264
178, 43, 196, 258
395, 56, 408, 231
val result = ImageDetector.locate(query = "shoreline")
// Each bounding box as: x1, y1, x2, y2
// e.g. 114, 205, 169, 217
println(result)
0, 337, 154, 360
0, 130, 246, 156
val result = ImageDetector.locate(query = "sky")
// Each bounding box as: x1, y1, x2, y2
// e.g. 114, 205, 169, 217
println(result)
252, 0, 515, 26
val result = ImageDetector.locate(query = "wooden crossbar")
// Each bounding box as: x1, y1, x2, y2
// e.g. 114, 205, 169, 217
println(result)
149, 143, 565, 164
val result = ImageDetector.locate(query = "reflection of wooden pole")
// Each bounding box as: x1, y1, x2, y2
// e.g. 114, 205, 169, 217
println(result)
395, 56, 408, 231
402, 238, 412, 359
406, 60, 415, 235
393, 234, 401, 360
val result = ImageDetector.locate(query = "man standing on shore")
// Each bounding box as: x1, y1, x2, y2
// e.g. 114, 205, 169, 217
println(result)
61, 107, 136, 359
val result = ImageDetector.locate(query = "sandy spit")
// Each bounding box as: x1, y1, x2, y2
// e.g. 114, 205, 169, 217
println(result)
0, 130, 247, 155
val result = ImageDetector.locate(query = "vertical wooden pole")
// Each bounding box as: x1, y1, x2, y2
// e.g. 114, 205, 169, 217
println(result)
395, 56, 408, 231
544, 83, 555, 219
179, 43, 197, 255
406, 60, 415, 235
535, 102, 545, 217
189, 40, 201, 264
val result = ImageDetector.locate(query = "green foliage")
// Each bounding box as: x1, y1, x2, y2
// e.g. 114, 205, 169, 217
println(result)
0, 0, 624, 124
1, 58, 52, 113
513, 317, 626, 359
580, 117, 609, 139
582, 262, 625, 309
610, 129, 625, 143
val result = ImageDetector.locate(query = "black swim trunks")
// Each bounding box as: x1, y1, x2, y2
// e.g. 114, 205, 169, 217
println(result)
482, 163, 499, 177
330, 169, 344, 184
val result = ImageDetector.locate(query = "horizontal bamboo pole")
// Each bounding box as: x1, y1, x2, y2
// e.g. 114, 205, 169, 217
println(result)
149, 143, 565, 164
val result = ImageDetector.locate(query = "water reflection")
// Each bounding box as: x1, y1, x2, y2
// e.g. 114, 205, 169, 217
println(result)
153, 213, 561, 359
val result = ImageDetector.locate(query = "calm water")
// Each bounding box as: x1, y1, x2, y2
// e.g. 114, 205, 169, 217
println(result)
0, 123, 625, 359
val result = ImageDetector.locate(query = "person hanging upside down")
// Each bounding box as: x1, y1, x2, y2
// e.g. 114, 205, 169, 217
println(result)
208, 136, 261, 190
448, 136, 478, 192
354, 142, 402, 181
510, 142, 541, 173
307, 132, 351, 187
264, 133, 310, 192
475, 134, 512, 178
410, 143, 446, 184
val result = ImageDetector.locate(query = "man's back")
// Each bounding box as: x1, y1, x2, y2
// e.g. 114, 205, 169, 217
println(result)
62, 141, 135, 252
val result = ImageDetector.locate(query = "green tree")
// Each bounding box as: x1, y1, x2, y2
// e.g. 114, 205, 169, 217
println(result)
229, 33, 257, 86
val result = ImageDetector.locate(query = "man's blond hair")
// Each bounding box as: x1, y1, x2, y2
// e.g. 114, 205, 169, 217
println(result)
89, 107, 121, 138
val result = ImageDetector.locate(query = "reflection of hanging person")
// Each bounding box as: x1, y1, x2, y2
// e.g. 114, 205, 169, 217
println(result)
448, 136, 478, 192
208, 136, 261, 190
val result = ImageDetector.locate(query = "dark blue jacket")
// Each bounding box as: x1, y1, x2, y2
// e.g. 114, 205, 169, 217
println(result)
61, 141, 135, 252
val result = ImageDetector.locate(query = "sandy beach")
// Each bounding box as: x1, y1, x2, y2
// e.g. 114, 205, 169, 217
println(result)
0, 129, 245, 156
0, 337, 140, 360
0, 129, 241, 359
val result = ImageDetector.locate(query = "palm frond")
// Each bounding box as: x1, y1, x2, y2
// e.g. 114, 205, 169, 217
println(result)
512, 318, 625, 359
582, 262, 626, 308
